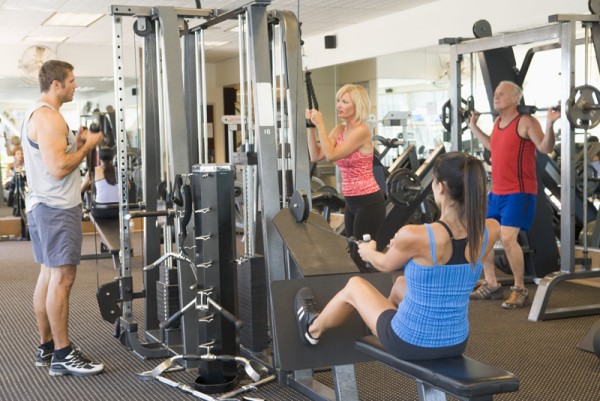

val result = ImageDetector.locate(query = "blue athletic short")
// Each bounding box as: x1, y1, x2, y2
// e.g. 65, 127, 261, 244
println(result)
28, 203, 83, 267
486, 193, 536, 231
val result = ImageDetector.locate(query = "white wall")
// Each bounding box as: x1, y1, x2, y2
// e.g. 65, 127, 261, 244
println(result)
3, 0, 593, 162
303, 0, 590, 70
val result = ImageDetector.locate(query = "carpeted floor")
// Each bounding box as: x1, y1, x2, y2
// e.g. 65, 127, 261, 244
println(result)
0, 227, 599, 400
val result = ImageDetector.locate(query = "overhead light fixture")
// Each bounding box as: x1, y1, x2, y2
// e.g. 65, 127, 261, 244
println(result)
24, 35, 68, 43
204, 41, 230, 47
76, 87, 97, 93
43, 12, 104, 27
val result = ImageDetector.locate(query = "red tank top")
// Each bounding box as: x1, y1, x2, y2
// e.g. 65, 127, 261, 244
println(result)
489, 114, 537, 195
335, 130, 380, 197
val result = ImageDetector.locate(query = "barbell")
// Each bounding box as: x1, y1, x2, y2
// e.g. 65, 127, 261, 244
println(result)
441, 84, 600, 131
441, 96, 558, 132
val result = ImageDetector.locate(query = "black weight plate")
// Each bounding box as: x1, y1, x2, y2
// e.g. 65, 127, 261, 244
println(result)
289, 190, 309, 223
387, 168, 421, 207
440, 98, 470, 132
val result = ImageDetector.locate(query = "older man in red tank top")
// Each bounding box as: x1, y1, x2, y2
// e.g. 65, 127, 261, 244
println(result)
468, 81, 561, 308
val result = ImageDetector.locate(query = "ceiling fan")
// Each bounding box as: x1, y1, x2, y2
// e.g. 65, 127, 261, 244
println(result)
18, 45, 57, 85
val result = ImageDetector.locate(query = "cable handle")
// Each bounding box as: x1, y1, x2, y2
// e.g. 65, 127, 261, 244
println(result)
359, 234, 375, 271
207, 298, 244, 330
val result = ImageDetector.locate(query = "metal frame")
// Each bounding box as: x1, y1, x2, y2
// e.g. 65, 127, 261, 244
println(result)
446, 15, 600, 321
110, 3, 250, 362
111, 3, 364, 399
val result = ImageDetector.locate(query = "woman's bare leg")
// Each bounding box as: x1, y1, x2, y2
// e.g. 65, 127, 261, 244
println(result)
309, 276, 395, 339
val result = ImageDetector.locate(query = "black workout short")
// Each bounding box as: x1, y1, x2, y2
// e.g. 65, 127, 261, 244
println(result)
376, 309, 467, 361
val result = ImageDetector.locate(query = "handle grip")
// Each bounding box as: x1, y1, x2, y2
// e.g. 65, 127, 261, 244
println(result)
361, 234, 375, 271
207, 298, 244, 330
161, 309, 184, 329
89, 123, 101, 133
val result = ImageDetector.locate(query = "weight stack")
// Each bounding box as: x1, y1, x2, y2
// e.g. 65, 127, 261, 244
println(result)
157, 265, 180, 328
237, 256, 269, 352
192, 164, 238, 383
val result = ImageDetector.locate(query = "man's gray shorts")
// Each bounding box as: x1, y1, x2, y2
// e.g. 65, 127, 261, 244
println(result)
27, 203, 83, 267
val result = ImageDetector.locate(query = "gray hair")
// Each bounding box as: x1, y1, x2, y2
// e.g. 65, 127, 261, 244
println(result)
498, 80, 523, 102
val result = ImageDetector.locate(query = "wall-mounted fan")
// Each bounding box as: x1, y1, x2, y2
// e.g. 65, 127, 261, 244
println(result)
18, 45, 56, 85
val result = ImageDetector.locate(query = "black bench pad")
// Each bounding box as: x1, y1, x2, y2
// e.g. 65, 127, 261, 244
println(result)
90, 215, 120, 254
355, 335, 519, 399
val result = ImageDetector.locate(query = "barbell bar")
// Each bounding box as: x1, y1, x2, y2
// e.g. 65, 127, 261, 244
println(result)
441, 96, 559, 132
442, 84, 600, 131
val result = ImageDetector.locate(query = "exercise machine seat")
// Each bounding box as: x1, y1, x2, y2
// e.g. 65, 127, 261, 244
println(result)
355, 335, 519, 400
90, 214, 120, 254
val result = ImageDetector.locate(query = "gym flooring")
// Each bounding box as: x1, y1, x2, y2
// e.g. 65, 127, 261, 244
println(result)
0, 209, 599, 400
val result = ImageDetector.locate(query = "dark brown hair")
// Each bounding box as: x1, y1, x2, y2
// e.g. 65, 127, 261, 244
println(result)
39, 60, 74, 92
99, 147, 117, 185
433, 151, 487, 268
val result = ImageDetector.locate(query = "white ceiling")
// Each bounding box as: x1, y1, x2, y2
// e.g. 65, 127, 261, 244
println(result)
0, 0, 437, 103
0, 0, 433, 51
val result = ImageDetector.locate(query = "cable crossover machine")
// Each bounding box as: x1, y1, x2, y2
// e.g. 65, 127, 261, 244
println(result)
95, 2, 396, 400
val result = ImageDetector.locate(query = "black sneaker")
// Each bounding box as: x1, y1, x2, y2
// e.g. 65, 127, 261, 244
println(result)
294, 287, 321, 345
49, 348, 104, 377
35, 347, 54, 367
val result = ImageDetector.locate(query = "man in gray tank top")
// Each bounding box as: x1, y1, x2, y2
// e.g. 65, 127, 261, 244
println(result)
22, 60, 104, 376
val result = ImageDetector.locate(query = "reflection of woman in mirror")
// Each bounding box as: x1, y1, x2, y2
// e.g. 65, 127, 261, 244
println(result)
306, 84, 386, 272
4, 135, 22, 157
81, 147, 119, 218
5, 148, 27, 216
4, 147, 25, 189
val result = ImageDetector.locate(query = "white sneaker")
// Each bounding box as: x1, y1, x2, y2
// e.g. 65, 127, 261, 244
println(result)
49, 348, 104, 377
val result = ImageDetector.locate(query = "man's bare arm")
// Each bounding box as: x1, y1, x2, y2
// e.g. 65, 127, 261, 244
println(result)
34, 108, 103, 180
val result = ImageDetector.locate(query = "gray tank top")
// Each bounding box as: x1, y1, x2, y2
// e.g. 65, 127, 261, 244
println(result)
21, 101, 82, 210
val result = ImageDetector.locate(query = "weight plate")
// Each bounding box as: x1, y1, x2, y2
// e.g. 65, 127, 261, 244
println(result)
441, 98, 470, 132
289, 190, 310, 223
483, 148, 492, 166
387, 168, 421, 207
567, 85, 600, 129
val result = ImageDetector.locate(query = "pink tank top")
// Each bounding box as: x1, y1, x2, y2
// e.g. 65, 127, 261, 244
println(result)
335, 130, 380, 197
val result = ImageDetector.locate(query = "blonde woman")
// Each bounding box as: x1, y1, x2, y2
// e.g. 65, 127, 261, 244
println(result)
306, 84, 385, 272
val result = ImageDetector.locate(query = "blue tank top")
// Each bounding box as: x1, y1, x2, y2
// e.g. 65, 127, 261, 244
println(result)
391, 224, 487, 348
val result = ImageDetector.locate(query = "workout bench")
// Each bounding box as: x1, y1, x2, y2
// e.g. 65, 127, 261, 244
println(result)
355, 335, 520, 401
88, 214, 121, 268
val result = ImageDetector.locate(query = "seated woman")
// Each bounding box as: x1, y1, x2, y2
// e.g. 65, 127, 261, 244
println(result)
81, 146, 119, 219
294, 151, 500, 360
4, 148, 27, 216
